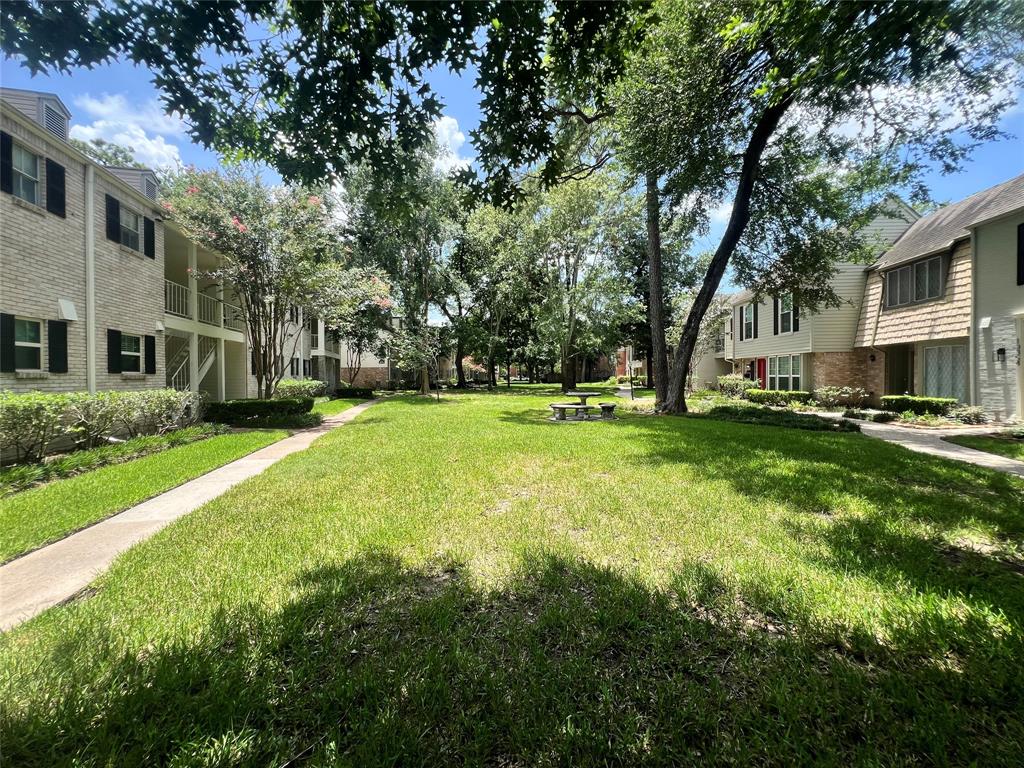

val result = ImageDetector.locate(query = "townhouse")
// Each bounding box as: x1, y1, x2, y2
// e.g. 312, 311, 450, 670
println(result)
1, 87, 391, 400
726, 200, 919, 396
725, 175, 1024, 420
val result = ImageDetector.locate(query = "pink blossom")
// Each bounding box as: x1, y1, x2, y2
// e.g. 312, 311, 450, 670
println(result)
373, 297, 393, 309
231, 216, 248, 234
307, 195, 321, 206
161, 201, 173, 211
186, 185, 199, 195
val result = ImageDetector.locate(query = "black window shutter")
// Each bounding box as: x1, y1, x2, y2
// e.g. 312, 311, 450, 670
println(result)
736, 307, 743, 341
1017, 223, 1024, 286
105, 195, 120, 242
793, 303, 800, 332
0, 313, 15, 372
753, 303, 759, 339
144, 335, 156, 374
773, 298, 779, 335
0, 132, 12, 194
47, 320, 68, 373
45, 159, 66, 217
107, 329, 122, 373
144, 217, 155, 258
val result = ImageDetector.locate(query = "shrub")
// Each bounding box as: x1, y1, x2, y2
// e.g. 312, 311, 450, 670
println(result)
814, 386, 868, 408
843, 408, 896, 423
689, 388, 717, 400
745, 389, 813, 406
0, 424, 224, 495
0, 391, 69, 463
880, 395, 957, 416
334, 387, 374, 399
275, 378, 328, 399
616, 375, 630, 384
115, 389, 202, 437
699, 405, 860, 432
948, 405, 987, 425
717, 374, 758, 398
236, 412, 324, 429
205, 397, 313, 425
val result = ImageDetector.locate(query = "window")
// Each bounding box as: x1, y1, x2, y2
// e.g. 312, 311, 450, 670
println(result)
289, 305, 300, 324
120, 334, 141, 372
885, 256, 942, 307
290, 357, 300, 377
767, 354, 802, 391
777, 294, 793, 334
14, 317, 42, 370
119, 207, 141, 251
743, 304, 754, 340
11, 144, 39, 205
923, 345, 967, 402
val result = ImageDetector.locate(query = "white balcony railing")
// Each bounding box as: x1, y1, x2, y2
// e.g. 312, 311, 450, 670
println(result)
197, 292, 220, 325
165, 280, 190, 318
224, 303, 245, 331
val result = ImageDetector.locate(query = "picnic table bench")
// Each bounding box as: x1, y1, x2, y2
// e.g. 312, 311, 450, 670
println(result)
566, 390, 601, 406
549, 403, 594, 421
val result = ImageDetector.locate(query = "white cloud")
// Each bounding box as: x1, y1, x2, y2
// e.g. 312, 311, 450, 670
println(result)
432, 115, 472, 174
709, 200, 733, 224
69, 93, 185, 169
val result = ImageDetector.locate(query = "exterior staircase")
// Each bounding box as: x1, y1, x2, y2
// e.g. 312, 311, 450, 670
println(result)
166, 335, 217, 392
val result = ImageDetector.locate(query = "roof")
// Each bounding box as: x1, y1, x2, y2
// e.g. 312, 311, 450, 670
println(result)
871, 173, 1024, 271
0, 86, 72, 117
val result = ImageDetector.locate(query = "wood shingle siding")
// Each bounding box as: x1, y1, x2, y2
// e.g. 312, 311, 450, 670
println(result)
855, 240, 972, 348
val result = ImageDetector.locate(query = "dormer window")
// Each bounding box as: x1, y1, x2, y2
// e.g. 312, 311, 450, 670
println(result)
885, 255, 942, 308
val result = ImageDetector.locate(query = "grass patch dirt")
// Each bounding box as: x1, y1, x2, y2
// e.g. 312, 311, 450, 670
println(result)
2, 391, 1022, 765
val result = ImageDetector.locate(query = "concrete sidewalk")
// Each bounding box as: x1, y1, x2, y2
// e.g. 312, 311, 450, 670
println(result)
0, 399, 378, 632
808, 411, 1024, 478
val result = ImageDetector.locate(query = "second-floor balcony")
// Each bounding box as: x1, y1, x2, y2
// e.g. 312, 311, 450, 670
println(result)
165, 279, 245, 332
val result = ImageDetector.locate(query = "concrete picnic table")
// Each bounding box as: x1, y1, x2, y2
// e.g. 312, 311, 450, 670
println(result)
566, 390, 601, 406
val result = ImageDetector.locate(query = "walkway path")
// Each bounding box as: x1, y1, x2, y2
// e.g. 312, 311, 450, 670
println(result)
0, 399, 378, 631
810, 411, 1024, 478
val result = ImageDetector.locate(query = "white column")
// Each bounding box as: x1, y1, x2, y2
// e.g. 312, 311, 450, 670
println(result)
188, 243, 199, 392
216, 337, 226, 401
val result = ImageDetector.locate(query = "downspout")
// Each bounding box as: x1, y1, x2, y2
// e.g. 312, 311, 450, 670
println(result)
84, 164, 96, 394
968, 228, 977, 406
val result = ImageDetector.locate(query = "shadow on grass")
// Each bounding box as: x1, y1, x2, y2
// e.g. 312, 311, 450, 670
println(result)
7, 551, 1022, 766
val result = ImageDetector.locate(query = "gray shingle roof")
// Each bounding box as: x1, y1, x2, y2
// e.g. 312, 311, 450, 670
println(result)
872, 173, 1024, 271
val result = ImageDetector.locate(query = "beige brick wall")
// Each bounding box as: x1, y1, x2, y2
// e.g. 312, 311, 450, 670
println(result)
1, 107, 167, 394
855, 240, 972, 348
341, 365, 389, 388
0, 112, 89, 393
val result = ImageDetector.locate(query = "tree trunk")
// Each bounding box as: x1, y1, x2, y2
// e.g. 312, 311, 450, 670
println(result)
454, 338, 466, 388
663, 94, 795, 414
645, 353, 652, 389
561, 348, 577, 392
645, 171, 669, 406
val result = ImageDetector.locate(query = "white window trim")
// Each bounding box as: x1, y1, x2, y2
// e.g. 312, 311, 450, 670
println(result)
742, 303, 754, 341
120, 206, 142, 251
777, 294, 794, 335
767, 354, 802, 391
120, 333, 142, 372
14, 316, 43, 371
11, 142, 40, 206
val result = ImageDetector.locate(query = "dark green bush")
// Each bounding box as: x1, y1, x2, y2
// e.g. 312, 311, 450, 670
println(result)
0, 424, 223, 496
843, 409, 896, 423
879, 395, 957, 416
205, 397, 313, 424
698, 405, 860, 432
334, 388, 374, 399
745, 389, 813, 406
236, 412, 324, 429
274, 379, 328, 399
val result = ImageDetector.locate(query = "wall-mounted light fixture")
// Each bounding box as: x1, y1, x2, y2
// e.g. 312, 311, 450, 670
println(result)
996, 347, 1006, 363
869, 354, 876, 362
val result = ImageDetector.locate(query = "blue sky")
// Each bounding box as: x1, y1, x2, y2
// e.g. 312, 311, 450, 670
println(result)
3, 52, 1022, 259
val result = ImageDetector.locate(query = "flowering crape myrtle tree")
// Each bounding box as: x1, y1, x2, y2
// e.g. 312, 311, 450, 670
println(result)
162, 168, 389, 398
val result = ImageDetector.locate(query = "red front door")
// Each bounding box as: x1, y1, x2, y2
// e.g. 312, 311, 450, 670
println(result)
756, 358, 767, 389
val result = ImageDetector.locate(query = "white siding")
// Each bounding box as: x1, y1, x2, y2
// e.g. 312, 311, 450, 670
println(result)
808, 264, 869, 352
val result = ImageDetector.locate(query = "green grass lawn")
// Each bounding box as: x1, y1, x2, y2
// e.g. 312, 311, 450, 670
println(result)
944, 433, 1024, 461
312, 396, 367, 416
2, 391, 1022, 765
0, 429, 286, 563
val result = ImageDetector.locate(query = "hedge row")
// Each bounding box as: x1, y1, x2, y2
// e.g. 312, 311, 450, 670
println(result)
0, 389, 201, 464
274, 379, 328, 399
744, 389, 813, 406
701, 405, 860, 432
335, 387, 374, 399
879, 395, 957, 416
205, 397, 314, 424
